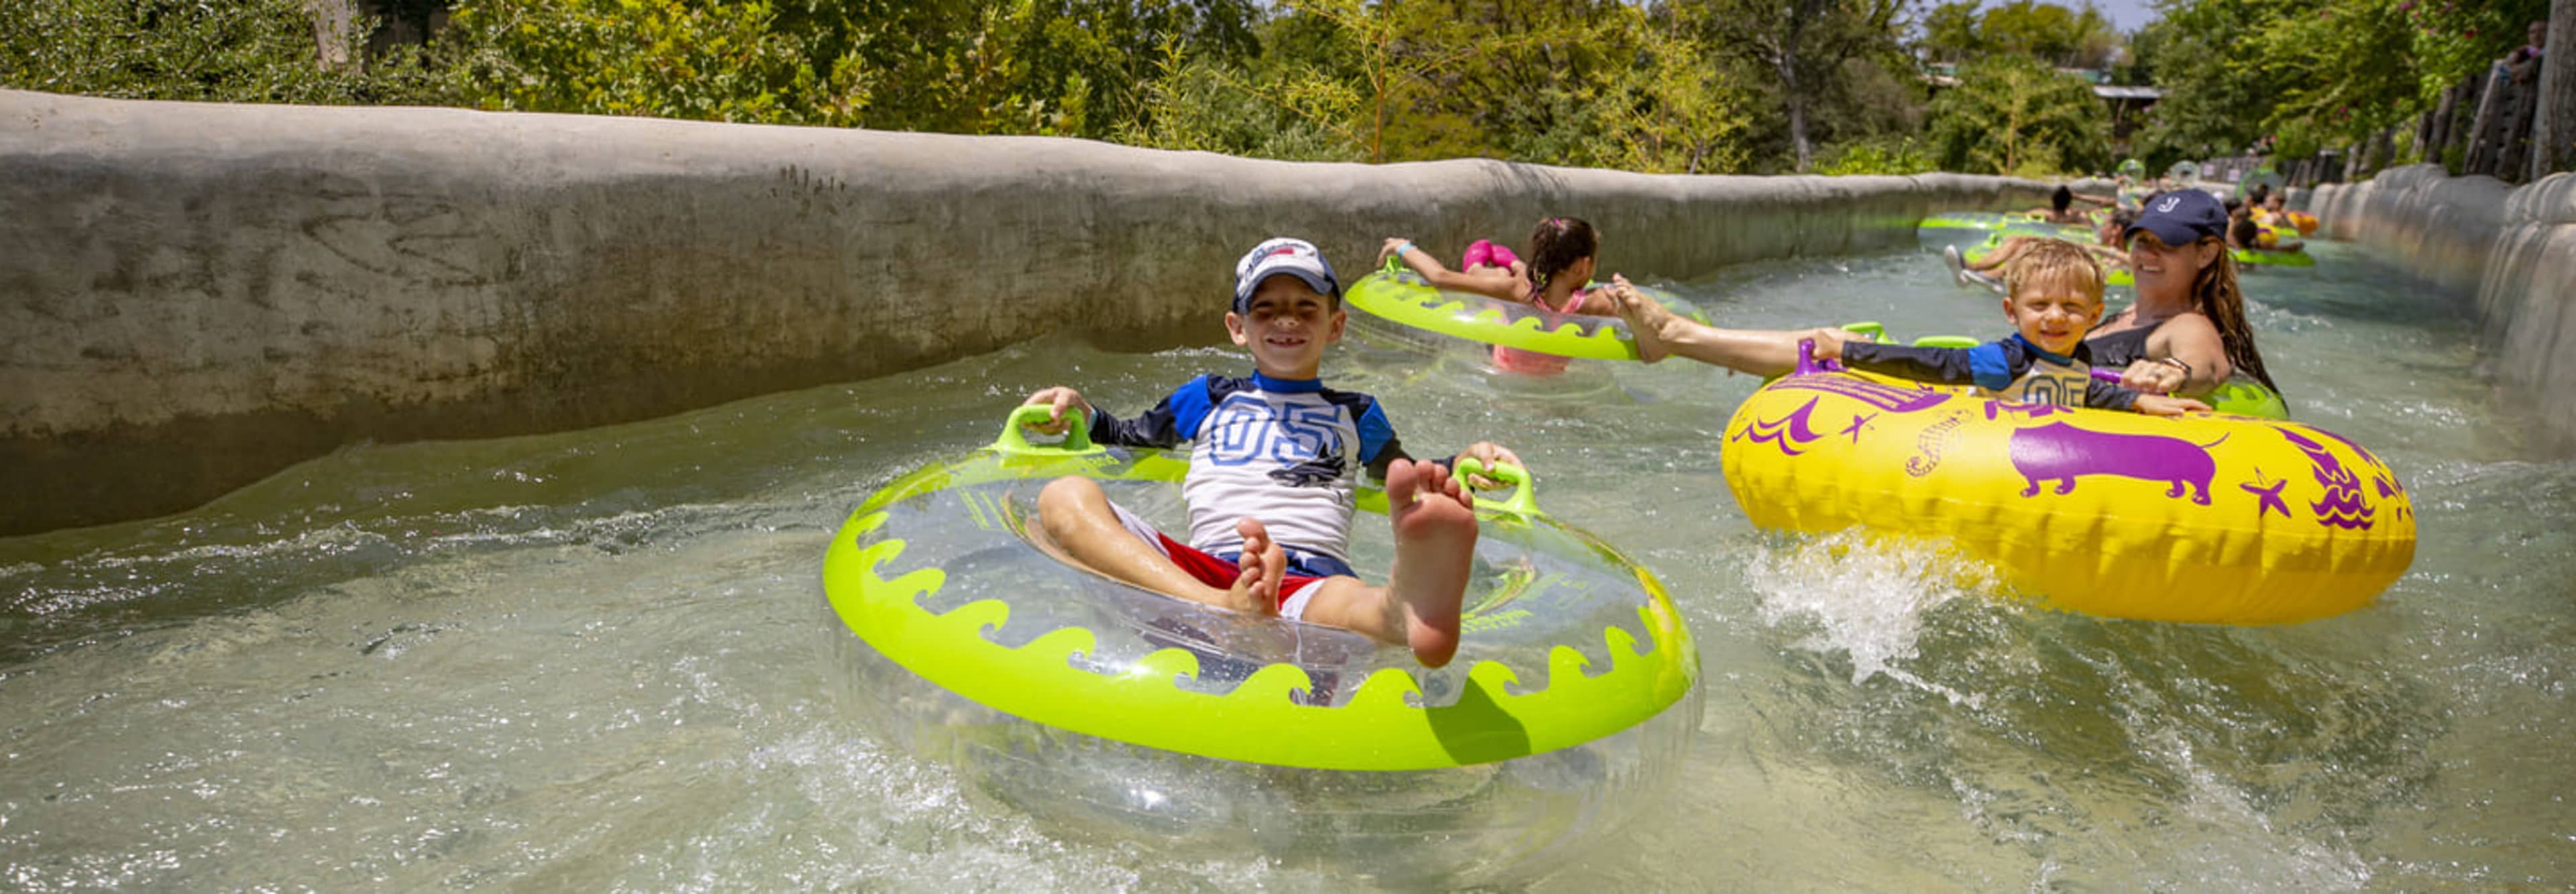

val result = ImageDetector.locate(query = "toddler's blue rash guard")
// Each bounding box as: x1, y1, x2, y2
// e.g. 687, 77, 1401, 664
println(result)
1088, 372, 1433, 563
1840, 334, 2143, 410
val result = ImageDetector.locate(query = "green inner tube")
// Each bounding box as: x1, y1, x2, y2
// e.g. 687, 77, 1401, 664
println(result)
2203, 378, 2290, 418
2231, 247, 2316, 268
1342, 263, 1698, 361
821, 405, 1701, 771
1919, 211, 2023, 231
1923, 212, 2091, 242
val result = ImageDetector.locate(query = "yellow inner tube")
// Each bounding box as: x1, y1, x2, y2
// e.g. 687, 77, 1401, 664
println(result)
1721, 370, 2414, 624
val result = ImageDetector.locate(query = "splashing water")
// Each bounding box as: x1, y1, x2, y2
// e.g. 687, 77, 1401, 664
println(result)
1743, 530, 1995, 705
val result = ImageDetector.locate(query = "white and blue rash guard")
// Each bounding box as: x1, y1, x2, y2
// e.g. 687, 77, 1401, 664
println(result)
1840, 333, 2143, 410
1088, 372, 1434, 563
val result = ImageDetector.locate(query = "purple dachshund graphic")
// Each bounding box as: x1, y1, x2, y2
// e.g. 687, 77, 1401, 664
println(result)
2008, 422, 2223, 505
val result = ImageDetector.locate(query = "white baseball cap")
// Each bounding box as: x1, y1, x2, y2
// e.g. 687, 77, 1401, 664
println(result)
1232, 237, 1342, 312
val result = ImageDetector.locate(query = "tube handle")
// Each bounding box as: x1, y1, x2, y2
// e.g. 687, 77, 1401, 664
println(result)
1793, 339, 1847, 377
1452, 458, 1540, 516
995, 404, 1106, 457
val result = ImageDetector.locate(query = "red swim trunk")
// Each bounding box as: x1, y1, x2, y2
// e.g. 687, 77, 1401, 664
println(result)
1148, 533, 1332, 613
1108, 502, 1346, 617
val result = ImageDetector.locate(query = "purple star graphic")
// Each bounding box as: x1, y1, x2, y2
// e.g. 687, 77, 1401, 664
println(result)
2241, 471, 2290, 520
1839, 412, 1878, 444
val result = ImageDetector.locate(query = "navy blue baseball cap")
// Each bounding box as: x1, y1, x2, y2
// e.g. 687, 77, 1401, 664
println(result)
1232, 237, 1341, 313
2125, 189, 2228, 247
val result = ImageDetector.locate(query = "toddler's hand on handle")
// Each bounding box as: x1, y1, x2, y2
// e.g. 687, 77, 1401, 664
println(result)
1020, 386, 1091, 435
1807, 327, 1858, 360
1456, 441, 1523, 491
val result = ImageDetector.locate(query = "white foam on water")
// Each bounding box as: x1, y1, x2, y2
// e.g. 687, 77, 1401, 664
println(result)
2130, 730, 2373, 891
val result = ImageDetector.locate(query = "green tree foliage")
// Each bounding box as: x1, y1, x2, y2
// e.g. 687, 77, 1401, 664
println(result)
2243, 0, 2419, 141
1921, 0, 2122, 68
2113, 12, 2167, 85
1118, 42, 1361, 161
1983, 0, 2121, 68
439, 0, 866, 124
2131, 0, 2275, 170
1695, 0, 1913, 170
1542, 5, 1758, 173
6, 0, 1901, 174
0, 0, 442, 105
1921, 1, 1984, 62
1122, 0, 1756, 172
760, 0, 1257, 137
2404, 0, 2551, 101
433, 0, 1258, 133
2139, 0, 2548, 166
1813, 136, 1937, 174
1928, 53, 2110, 176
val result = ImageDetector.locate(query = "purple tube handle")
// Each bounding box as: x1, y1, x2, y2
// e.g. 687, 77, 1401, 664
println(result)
1792, 339, 1847, 377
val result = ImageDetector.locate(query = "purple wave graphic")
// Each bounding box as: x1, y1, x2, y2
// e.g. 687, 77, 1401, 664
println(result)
2300, 424, 2389, 472
2279, 428, 2375, 530
1734, 396, 1825, 457
2375, 474, 2413, 523
1775, 375, 1952, 413
2008, 422, 2219, 504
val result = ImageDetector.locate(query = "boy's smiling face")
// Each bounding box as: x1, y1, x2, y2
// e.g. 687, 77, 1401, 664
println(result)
2003, 286, 2102, 357
1227, 274, 1344, 378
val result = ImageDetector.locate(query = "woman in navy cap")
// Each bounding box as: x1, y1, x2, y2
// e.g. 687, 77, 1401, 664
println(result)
2084, 189, 2277, 399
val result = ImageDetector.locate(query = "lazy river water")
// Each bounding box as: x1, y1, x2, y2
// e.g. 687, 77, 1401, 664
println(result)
3, 241, 2571, 889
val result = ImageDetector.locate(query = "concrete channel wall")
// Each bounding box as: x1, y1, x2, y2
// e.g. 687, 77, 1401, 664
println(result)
2306, 165, 2576, 453
0, 89, 2064, 537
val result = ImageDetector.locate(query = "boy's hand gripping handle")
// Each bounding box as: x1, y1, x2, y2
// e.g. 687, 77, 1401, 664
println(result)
996, 404, 1106, 457
1452, 458, 1540, 517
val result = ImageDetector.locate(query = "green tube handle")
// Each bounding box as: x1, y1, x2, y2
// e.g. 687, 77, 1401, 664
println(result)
994, 403, 1106, 457
1454, 457, 1540, 516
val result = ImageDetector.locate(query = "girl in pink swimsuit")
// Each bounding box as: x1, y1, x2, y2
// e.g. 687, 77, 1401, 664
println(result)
1379, 218, 1644, 376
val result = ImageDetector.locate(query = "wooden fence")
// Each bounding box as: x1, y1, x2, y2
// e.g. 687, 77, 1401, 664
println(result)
2257, 62, 2546, 190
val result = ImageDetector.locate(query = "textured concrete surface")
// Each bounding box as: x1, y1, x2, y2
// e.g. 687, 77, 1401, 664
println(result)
1, 89, 2061, 535
2310, 166, 2576, 453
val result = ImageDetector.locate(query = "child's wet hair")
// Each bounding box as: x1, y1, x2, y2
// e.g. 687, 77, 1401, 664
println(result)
2002, 237, 2105, 304
2231, 215, 2260, 247
2051, 185, 2074, 213
1526, 217, 1599, 294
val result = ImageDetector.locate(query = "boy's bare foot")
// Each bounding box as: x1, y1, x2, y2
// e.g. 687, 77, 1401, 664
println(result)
1222, 518, 1286, 616
1606, 280, 1676, 364
1384, 459, 1478, 668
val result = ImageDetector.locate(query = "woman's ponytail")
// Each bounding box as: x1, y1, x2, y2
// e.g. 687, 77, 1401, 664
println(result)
2192, 239, 2277, 390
